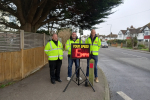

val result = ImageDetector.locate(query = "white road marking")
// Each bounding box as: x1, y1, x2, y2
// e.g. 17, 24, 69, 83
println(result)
117, 91, 133, 100
121, 52, 147, 59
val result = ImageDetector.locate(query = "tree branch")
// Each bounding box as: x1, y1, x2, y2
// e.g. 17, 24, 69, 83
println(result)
32, 0, 48, 25
0, 3, 17, 17
14, 0, 26, 25
0, 22, 20, 29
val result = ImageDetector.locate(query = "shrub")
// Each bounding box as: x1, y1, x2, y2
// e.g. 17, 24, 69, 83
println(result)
127, 39, 132, 47
138, 44, 146, 49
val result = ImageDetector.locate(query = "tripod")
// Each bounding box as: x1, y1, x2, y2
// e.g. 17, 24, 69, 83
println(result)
63, 62, 95, 92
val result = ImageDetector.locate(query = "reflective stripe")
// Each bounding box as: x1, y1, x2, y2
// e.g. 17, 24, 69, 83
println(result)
68, 47, 70, 50
49, 42, 53, 49
45, 48, 62, 51
69, 39, 70, 45
90, 44, 98, 46
49, 55, 63, 58
93, 44, 98, 46
58, 55, 63, 57
92, 51, 98, 52
48, 56, 58, 58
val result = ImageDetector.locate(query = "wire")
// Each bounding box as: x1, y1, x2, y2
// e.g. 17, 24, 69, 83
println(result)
107, 8, 150, 21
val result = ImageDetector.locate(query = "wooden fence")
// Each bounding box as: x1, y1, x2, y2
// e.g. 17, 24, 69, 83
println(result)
0, 30, 52, 83
0, 47, 48, 83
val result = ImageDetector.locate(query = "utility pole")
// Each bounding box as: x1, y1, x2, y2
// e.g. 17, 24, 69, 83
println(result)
107, 24, 112, 45
149, 38, 150, 52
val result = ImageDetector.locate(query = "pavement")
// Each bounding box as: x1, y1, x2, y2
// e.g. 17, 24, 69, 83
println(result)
0, 51, 109, 100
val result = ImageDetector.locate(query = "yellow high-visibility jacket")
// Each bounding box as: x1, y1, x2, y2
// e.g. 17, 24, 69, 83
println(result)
85, 36, 101, 55
65, 38, 82, 55
44, 40, 63, 60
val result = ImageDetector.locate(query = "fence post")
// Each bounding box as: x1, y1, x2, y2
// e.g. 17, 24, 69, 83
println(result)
89, 59, 94, 86
121, 43, 123, 48
148, 39, 150, 52
20, 30, 24, 78
44, 33, 45, 64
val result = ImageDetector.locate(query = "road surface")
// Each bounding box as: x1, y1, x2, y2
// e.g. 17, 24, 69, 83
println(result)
98, 47, 150, 100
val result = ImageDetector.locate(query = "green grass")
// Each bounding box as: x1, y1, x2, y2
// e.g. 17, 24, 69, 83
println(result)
140, 48, 149, 51
0, 82, 14, 88
122, 47, 149, 52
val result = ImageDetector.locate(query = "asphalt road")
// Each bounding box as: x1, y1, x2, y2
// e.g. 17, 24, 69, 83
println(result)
98, 47, 150, 100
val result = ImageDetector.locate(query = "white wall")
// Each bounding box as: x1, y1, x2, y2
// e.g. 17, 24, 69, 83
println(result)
117, 31, 124, 40
137, 33, 144, 40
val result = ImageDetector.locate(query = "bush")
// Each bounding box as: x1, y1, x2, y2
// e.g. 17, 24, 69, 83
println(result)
127, 39, 132, 47
107, 39, 126, 44
138, 44, 146, 49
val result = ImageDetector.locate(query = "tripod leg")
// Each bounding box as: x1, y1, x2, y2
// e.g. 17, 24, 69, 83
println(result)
80, 68, 95, 92
63, 67, 80, 92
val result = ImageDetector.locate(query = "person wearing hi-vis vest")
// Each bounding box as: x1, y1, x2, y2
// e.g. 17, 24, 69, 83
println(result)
65, 32, 83, 81
44, 34, 63, 84
85, 29, 101, 85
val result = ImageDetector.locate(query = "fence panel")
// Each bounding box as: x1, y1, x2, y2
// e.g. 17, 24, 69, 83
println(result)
0, 31, 20, 52
24, 32, 44, 49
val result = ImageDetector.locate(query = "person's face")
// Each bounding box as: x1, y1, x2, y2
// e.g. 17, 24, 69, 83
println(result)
91, 30, 96, 37
72, 32, 77, 39
52, 34, 58, 41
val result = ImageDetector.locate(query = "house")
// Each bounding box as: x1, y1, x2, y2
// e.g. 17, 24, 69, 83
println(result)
105, 32, 117, 40
124, 26, 138, 39
97, 34, 106, 42
117, 30, 126, 40
140, 23, 150, 42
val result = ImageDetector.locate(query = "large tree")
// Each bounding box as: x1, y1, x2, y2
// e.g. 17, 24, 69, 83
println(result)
0, 0, 122, 32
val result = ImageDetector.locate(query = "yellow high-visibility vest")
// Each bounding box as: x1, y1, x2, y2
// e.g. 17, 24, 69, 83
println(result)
44, 40, 63, 60
65, 39, 82, 55
85, 37, 101, 55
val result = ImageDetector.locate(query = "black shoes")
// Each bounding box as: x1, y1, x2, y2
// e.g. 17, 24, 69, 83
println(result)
85, 80, 89, 87
51, 80, 55, 84
56, 79, 62, 82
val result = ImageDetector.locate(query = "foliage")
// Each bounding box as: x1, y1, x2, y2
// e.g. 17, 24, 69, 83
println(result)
138, 44, 146, 49
107, 39, 126, 44
36, 29, 50, 35
0, 0, 122, 32
0, 82, 14, 88
127, 39, 132, 47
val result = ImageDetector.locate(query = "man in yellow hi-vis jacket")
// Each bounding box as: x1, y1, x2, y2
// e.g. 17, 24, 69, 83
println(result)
65, 32, 82, 81
44, 34, 63, 84
85, 29, 101, 84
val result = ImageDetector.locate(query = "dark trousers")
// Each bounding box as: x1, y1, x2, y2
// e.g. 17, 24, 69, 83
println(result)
49, 60, 62, 81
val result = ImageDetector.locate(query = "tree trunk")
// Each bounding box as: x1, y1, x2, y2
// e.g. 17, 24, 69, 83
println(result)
20, 23, 38, 33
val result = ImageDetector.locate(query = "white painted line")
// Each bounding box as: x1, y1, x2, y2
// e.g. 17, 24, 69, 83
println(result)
117, 91, 133, 100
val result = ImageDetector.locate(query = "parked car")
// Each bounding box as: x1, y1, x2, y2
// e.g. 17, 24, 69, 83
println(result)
101, 42, 108, 48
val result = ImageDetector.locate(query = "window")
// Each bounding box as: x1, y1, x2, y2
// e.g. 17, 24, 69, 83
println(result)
119, 34, 122, 38
144, 30, 149, 35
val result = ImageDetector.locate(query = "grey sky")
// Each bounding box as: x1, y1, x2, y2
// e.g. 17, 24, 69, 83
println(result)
80, 0, 150, 36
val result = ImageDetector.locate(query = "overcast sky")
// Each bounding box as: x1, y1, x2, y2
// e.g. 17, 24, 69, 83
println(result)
78, 0, 150, 37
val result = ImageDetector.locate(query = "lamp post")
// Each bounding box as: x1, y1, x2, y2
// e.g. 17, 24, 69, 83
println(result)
107, 24, 112, 46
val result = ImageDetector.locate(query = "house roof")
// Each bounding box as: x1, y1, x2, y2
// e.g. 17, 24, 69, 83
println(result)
120, 30, 126, 34
140, 23, 150, 32
106, 33, 117, 38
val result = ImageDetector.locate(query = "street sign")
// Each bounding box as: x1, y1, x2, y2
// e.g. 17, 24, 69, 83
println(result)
71, 44, 90, 59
